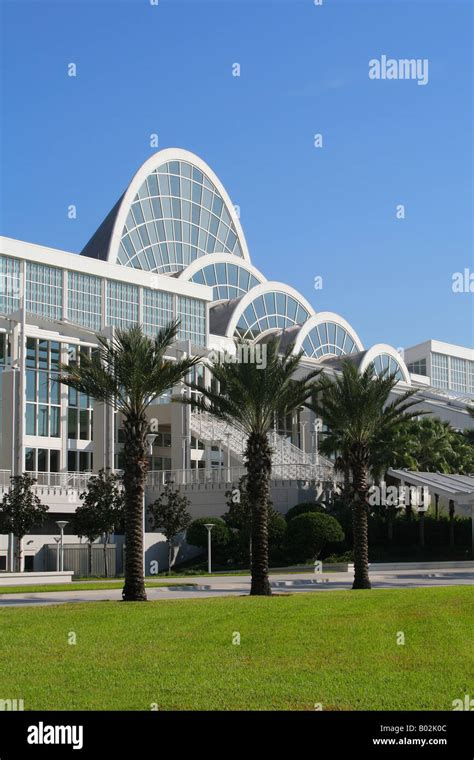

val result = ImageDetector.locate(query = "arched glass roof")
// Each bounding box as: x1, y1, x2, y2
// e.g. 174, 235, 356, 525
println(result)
370, 353, 404, 382
117, 160, 244, 274
190, 261, 262, 301
235, 290, 311, 339
301, 321, 359, 359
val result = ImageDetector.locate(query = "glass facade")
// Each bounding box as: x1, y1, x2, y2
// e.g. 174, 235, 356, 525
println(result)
177, 296, 206, 345
235, 291, 310, 339
190, 262, 261, 301
406, 358, 427, 376
0, 255, 21, 314
25, 338, 61, 438
117, 160, 244, 274
67, 345, 94, 442
143, 288, 173, 337
26, 262, 62, 320
431, 352, 474, 393
25, 448, 60, 473
301, 322, 358, 359
369, 353, 403, 382
68, 272, 102, 330
106, 280, 139, 328
432, 352, 449, 389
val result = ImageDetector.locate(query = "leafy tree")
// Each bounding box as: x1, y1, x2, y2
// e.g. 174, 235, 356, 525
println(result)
223, 475, 287, 565
389, 417, 473, 475
285, 501, 325, 523
465, 406, 474, 446
186, 337, 319, 595
73, 469, 124, 577
186, 517, 231, 565
285, 512, 344, 563
61, 322, 198, 601
149, 482, 192, 573
0, 475, 48, 571
308, 361, 421, 589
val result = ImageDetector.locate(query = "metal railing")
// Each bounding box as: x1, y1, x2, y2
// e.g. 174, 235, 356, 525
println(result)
190, 410, 334, 477
147, 462, 337, 488
25, 472, 93, 490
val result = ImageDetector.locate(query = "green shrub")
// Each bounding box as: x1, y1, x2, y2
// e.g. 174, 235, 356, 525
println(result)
268, 512, 287, 563
285, 512, 345, 563
186, 517, 231, 564
285, 502, 325, 523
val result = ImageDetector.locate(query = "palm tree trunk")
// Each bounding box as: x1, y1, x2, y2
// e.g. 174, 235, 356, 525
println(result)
246, 432, 272, 596
122, 415, 148, 601
350, 456, 371, 590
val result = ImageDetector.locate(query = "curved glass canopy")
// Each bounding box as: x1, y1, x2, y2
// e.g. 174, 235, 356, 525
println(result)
117, 160, 244, 274
370, 353, 404, 381
301, 321, 359, 359
235, 290, 310, 339
190, 261, 262, 301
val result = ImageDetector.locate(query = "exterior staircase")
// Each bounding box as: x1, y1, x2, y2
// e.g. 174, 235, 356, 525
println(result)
190, 410, 333, 481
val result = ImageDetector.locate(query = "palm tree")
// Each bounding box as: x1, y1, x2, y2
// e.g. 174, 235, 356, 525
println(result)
61, 322, 198, 601
466, 407, 474, 446
307, 361, 422, 590
186, 338, 320, 595
391, 417, 473, 475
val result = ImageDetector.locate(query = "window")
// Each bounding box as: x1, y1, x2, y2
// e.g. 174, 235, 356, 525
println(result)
106, 281, 139, 328
235, 291, 310, 340
68, 272, 102, 330
0, 333, 9, 367
190, 263, 261, 301
451, 357, 467, 393
24, 339, 62, 438
67, 451, 93, 472
407, 358, 427, 376
432, 353, 449, 389
155, 431, 172, 448
25, 448, 60, 473
143, 288, 173, 336
26, 263, 62, 320
177, 296, 206, 346
0, 255, 21, 314
301, 322, 359, 360
117, 160, 243, 274
370, 354, 403, 382
149, 456, 172, 471
67, 345, 93, 441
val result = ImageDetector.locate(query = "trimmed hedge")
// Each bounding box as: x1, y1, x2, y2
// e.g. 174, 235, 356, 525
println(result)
285, 512, 345, 563
285, 501, 326, 523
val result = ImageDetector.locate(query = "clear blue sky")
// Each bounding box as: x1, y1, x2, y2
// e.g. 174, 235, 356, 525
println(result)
1, 0, 472, 351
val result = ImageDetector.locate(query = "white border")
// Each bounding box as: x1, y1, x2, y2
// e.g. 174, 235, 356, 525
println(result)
359, 343, 412, 385
106, 148, 251, 266
223, 281, 316, 338
291, 311, 364, 356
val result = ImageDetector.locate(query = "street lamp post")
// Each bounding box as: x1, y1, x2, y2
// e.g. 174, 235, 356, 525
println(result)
204, 523, 214, 574
144, 433, 157, 576
56, 521, 68, 572
53, 537, 61, 572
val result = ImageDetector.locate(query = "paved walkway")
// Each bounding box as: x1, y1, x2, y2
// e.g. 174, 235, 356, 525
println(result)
0, 568, 472, 607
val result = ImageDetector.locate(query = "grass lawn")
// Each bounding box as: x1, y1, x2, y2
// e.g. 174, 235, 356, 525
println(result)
0, 581, 196, 595
0, 586, 472, 711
